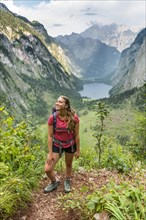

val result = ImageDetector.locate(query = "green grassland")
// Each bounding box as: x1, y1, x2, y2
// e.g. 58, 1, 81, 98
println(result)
79, 106, 136, 150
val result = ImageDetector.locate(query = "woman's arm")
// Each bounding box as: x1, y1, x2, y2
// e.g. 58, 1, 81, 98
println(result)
48, 124, 53, 153
47, 125, 54, 164
74, 122, 80, 158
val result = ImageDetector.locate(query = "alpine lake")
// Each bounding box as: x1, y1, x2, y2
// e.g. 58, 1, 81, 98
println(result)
79, 82, 112, 99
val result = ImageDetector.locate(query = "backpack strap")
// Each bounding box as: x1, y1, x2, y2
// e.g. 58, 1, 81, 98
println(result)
53, 111, 70, 133
53, 111, 57, 133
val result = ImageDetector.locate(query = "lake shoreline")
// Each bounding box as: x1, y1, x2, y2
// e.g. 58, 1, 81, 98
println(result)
79, 82, 112, 99
81, 78, 112, 86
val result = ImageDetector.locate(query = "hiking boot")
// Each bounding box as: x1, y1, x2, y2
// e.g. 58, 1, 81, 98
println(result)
44, 180, 60, 193
64, 178, 71, 193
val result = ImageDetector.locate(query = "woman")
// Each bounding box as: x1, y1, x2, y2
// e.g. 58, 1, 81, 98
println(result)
44, 95, 80, 193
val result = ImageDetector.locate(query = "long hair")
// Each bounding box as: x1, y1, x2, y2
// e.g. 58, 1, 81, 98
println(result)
60, 95, 76, 133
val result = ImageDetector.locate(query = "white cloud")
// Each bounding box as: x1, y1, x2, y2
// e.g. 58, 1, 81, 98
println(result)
0, 0, 19, 13
0, 0, 145, 36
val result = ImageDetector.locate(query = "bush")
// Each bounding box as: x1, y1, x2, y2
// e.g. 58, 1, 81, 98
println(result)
128, 112, 146, 160
0, 107, 45, 219
103, 144, 135, 173
59, 181, 146, 220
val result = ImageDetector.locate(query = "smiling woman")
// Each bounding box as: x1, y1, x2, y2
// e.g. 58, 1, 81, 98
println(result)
44, 95, 80, 193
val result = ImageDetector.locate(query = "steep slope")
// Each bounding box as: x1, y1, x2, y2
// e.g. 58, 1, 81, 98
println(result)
109, 28, 146, 96
23, 19, 76, 77
0, 4, 81, 119
55, 33, 120, 80
80, 23, 139, 52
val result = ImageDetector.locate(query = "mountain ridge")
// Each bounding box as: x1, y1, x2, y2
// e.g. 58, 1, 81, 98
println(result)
0, 2, 145, 120
80, 23, 140, 52
55, 32, 120, 80
0, 4, 82, 120
109, 28, 146, 96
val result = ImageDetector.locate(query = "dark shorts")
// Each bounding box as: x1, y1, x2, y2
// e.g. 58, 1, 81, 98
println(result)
53, 144, 76, 154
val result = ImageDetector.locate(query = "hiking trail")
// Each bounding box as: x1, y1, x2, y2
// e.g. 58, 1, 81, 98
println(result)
9, 170, 128, 220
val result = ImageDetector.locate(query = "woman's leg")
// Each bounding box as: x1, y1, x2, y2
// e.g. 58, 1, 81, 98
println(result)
64, 152, 74, 193
65, 152, 74, 178
44, 152, 60, 182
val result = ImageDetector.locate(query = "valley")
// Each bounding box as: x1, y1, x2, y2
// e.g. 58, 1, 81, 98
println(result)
0, 2, 146, 220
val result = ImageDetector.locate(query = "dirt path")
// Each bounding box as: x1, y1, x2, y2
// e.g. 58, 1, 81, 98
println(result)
9, 170, 129, 220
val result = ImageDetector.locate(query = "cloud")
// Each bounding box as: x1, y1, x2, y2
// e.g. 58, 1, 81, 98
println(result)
83, 12, 98, 16
53, 23, 64, 27
0, 0, 145, 37
81, 7, 91, 12
0, 0, 19, 13
13, 0, 51, 7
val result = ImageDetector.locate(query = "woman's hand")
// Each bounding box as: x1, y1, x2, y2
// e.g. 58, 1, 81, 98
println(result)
75, 150, 80, 159
47, 153, 54, 165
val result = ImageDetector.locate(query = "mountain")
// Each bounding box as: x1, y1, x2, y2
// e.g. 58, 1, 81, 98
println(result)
109, 28, 146, 96
1, 2, 145, 119
55, 33, 120, 80
80, 23, 139, 52
0, 2, 12, 13
0, 3, 82, 120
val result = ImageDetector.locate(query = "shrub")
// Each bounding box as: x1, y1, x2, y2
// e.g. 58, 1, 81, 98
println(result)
0, 107, 45, 219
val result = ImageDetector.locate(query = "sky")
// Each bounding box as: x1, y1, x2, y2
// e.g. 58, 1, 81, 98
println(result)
0, 0, 145, 37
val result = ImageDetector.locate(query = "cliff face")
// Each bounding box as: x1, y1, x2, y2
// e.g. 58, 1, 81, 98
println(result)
55, 33, 120, 80
109, 28, 146, 96
0, 4, 81, 118
80, 23, 139, 52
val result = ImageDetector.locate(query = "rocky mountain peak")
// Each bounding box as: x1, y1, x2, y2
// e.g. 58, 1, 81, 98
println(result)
31, 20, 49, 37
80, 23, 140, 52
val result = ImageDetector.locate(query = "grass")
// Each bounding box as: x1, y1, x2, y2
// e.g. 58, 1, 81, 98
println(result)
79, 111, 96, 150
79, 106, 136, 150
105, 107, 136, 136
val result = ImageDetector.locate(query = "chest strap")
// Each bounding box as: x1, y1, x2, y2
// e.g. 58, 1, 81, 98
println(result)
53, 137, 75, 156
54, 127, 70, 133
53, 137, 74, 144
53, 112, 70, 133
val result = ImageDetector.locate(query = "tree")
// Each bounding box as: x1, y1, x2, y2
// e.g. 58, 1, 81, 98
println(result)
93, 101, 110, 166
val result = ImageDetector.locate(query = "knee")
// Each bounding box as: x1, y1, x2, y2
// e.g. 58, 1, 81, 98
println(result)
44, 163, 53, 174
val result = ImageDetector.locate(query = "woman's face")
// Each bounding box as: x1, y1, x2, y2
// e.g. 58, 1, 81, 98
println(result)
55, 96, 67, 111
